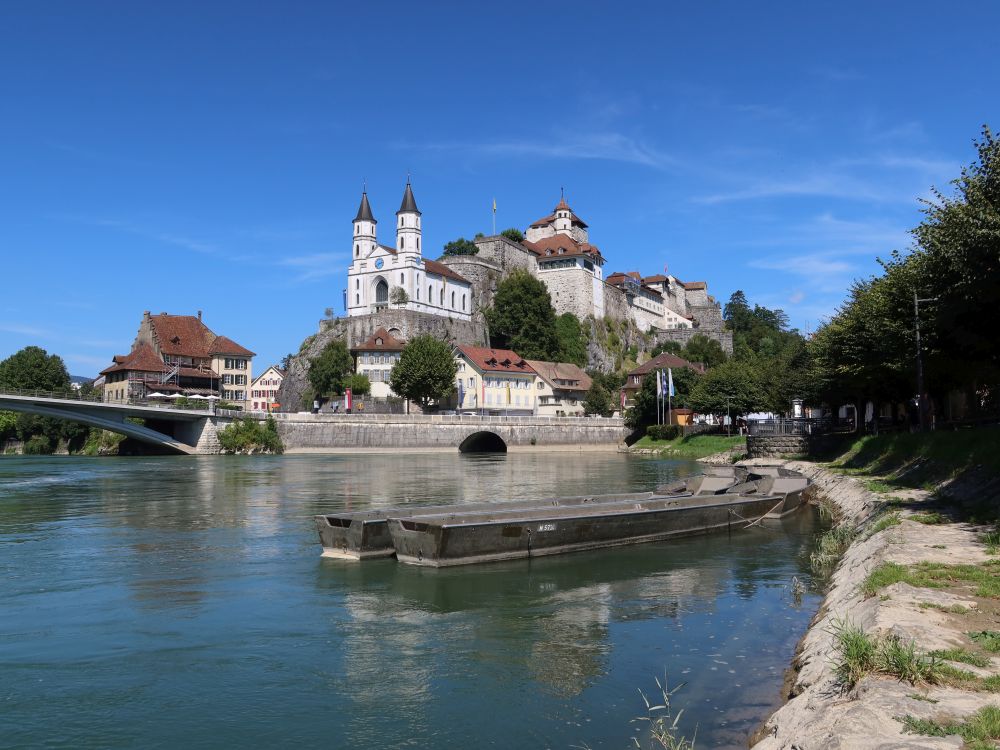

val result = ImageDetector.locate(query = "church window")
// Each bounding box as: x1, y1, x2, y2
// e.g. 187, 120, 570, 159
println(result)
416, 237, 419, 251
440, 288, 444, 305
400, 273, 404, 284
399, 236, 404, 249
462, 294, 466, 311
416, 287, 420, 300
355, 244, 359, 257
356, 225, 359, 234
356, 279, 359, 289
451, 291, 455, 308
428, 284, 432, 301
355, 293, 359, 304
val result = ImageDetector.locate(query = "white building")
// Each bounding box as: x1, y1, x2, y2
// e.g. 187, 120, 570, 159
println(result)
351, 327, 405, 399
345, 181, 473, 321
249, 365, 284, 412
452, 345, 537, 416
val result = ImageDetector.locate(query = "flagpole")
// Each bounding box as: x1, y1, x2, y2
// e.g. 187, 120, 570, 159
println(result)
492, 197, 496, 236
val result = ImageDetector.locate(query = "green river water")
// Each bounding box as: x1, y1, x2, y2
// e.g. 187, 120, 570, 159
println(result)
0, 452, 825, 749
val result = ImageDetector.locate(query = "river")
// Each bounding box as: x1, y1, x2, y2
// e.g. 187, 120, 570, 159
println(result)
0, 452, 824, 749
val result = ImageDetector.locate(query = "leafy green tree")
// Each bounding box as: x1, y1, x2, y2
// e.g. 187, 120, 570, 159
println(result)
583, 383, 612, 416
442, 237, 479, 256
0, 346, 71, 392
554, 313, 587, 366
388, 335, 458, 408
649, 340, 683, 357
625, 375, 657, 430
218, 415, 283, 454
344, 373, 371, 396
681, 335, 727, 369
308, 339, 354, 397
389, 287, 410, 306
500, 228, 525, 243
485, 270, 560, 359
0, 410, 16, 439
687, 359, 767, 417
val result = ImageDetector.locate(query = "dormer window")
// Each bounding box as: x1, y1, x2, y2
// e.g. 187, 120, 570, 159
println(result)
375, 337, 383, 346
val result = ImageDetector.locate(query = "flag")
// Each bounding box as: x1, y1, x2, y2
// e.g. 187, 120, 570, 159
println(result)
506, 383, 511, 404
457, 379, 464, 407
668, 368, 675, 398
492, 198, 496, 214
656, 370, 662, 397
620, 390, 626, 409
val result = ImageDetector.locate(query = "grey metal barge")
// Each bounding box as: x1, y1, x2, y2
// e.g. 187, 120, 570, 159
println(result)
386, 475, 808, 567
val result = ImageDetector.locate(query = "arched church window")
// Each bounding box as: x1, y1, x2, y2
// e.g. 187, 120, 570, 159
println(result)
427, 285, 432, 301
355, 244, 359, 257
462, 294, 466, 311
399, 237, 404, 249
355, 293, 359, 304
416, 237, 420, 251
375, 279, 389, 305
356, 279, 359, 289
451, 291, 455, 308
400, 273, 404, 284
416, 288, 420, 300
440, 288, 444, 305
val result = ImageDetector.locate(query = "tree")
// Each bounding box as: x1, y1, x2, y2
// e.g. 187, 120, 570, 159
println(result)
500, 227, 525, 243
308, 339, 354, 397
687, 359, 767, 417
389, 286, 410, 306
554, 313, 587, 366
442, 237, 479, 256
388, 335, 458, 408
343, 373, 371, 396
485, 270, 560, 360
583, 383, 612, 416
681, 335, 726, 369
625, 375, 656, 430
649, 340, 683, 357
0, 346, 71, 392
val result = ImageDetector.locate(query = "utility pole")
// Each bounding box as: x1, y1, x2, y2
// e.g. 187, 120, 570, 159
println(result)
914, 291, 938, 431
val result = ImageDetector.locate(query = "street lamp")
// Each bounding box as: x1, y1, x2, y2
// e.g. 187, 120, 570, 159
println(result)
914, 291, 938, 431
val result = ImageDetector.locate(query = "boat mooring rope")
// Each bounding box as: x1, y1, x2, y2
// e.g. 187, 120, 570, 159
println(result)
729, 498, 787, 529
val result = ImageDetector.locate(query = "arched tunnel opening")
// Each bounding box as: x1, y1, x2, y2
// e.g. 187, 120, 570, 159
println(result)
458, 431, 508, 453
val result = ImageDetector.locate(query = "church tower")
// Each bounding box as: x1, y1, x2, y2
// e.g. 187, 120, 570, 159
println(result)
553, 191, 573, 237
352, 189, 377, 260
396, 178, 422, 256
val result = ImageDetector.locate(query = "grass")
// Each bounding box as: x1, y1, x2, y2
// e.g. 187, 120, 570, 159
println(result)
929, 648, 991, 668
822, 428, 1000, 490
900, 705, 1000, 749
863, 561, 1000, 599
864, 511, 902, 538
983, 530, 1000, 555
631, 674, 697, 750
631, 434, 745, 459
918, 602, 969, 614
810, 524, 856, 574
969, 632, 1000, 653
909, 512, 946, 525
864, 479, 895, 493
831, 621, 941, 687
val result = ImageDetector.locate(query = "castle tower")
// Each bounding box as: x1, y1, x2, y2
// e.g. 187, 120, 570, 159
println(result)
352, 189, 377, 260
552, 191, 572, 236
396, 178, 422, 256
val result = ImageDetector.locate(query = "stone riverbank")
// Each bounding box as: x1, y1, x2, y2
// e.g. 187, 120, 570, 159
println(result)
738, 458, 1000, 749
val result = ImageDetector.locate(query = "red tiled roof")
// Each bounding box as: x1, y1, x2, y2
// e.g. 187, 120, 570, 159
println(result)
644, 274, 668, 283
210, 335, 254, 356
424, 258, 470, 284
456, 345, 536, 375
353, 327, 406, 352
628, 352, 706, 377
177, 367, 219, 378
148, 314, 255, 358
523, 360, 592, 392
100, 343, 168, 375
522, 235, 604, 262
683, 281, 707, 291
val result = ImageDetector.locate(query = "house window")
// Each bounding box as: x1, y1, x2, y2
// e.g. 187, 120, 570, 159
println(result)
400, 273, 404, 284
462, 294, 466, 311
451, 291, 455, 308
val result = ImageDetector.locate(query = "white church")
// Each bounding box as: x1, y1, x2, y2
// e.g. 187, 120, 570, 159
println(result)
345, 180, 472, 321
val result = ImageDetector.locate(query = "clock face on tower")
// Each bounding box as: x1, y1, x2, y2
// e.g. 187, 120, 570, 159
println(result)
375, 258, 384, 269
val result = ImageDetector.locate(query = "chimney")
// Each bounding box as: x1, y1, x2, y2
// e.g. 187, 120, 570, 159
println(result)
197, 310, 202, 321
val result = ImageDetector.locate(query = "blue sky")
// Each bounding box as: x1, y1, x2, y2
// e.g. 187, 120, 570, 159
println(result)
2, 1, 997, 376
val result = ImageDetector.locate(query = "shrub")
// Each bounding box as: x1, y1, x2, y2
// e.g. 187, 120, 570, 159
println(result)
646, 424, 682, 441
23, 434, 54, 455
217, 416, 283, 455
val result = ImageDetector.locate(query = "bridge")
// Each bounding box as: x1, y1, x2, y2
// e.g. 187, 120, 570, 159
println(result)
0, 390, 226, 454
0, 390, 628, 454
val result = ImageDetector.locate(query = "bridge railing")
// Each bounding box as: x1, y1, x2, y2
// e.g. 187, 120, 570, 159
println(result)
0, 387, 215, 413
246, 410, 626, 427
747, 417, 854, 436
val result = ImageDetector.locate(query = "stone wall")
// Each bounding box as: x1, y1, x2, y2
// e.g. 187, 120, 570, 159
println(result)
277, 310, 488, 413
438, 256, 503, 321
603, 284, 630, 322
747, 433, 839, 458
471, 235, 538, 275
271, 412, 627, 451
538, 267, 596, 320
652, 326, 734, 355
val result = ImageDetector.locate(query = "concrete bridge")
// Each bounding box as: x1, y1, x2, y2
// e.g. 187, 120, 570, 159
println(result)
270, 412, 628, 452
0, 391, 628, 454
0, 392, 225, 454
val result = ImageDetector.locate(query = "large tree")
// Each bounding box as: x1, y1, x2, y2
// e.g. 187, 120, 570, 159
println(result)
681, 334, 727, 369
442, 237, 479, 256
687, 358, 767, 417
554, 313, 587, 366
308, 339, 354, 397
583, 383, 612, 417
485, 270, 560, 359
0, 346, 71, 392
388, 335, 458, 408
500, 228, 525, 243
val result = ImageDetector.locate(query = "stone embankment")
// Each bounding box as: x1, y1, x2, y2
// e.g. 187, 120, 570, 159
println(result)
747, 459, 999, 749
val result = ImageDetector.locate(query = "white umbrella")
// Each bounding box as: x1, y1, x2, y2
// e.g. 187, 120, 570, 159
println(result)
206, 395, 220, 400
188, 394, 207, 400
147, 392, 167, 398
167, 393, 184, 399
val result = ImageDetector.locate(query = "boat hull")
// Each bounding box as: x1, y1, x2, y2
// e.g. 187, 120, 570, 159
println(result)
388, 492, 798, 568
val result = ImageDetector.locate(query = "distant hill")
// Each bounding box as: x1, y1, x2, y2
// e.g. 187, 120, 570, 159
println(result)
69, 375, 94, 385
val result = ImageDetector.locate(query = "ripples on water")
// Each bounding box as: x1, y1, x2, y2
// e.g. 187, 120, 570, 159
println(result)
0, 453, 825, 749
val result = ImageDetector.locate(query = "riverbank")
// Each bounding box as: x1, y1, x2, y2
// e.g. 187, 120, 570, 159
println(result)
625, 433, 746, 459
748, 428, 1000, 748
286, 443, 622, 455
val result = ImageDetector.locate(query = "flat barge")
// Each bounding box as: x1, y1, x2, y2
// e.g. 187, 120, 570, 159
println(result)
315, 467, 808, 565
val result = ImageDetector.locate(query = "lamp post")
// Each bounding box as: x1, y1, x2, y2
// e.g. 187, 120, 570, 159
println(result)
914, 291, 938, 431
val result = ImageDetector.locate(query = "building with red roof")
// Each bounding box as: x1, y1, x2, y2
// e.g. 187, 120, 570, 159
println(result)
351, 327, 406, 399
100, 311, 255, 405
452, 345, 537, 415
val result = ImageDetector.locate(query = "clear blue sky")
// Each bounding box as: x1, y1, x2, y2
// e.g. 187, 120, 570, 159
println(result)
2, 1, 997, 376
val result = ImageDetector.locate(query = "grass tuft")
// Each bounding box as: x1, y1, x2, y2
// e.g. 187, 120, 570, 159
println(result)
830, 621, 941, 688
969, 631, 1000, 653
862, 561, 1000, 599
929, 648, 990, 668
909, 512, 946, 525
900, 705, 1000, 749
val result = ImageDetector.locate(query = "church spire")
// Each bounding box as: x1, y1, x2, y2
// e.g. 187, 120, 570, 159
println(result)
397, 177, 421, 215
354, 189, 376, 223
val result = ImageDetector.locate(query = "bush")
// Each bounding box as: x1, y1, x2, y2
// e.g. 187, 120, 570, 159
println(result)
217, 416, 284, 454
646, 424, 682, 441
23, 435, 54, 455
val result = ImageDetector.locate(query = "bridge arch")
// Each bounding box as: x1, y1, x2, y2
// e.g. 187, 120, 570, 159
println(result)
0, 399, 196, 454
458, 431, 507, 453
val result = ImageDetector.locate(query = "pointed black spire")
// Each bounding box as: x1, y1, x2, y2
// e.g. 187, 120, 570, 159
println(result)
397, 178, 421, 215
354, 190, 376, 223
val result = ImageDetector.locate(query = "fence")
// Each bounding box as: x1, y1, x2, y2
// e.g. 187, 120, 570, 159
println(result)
747, 417, 854, 436
0, 387, 214, 414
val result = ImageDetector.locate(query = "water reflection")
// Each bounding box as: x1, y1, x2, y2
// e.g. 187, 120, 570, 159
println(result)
0, 453, 825, 750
